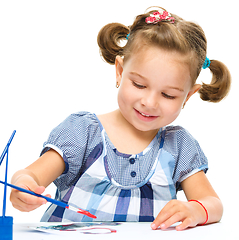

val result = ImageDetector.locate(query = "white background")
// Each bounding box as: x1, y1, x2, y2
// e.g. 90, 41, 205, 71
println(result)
0, 0, 238, 223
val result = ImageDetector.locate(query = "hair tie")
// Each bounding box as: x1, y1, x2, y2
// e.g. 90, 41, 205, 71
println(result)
145, 10, 175, 24
203, 57, 211, 69
126, 33, 130, 40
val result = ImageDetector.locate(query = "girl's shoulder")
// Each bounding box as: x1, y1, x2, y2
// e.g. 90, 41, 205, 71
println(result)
44, 111, 101, 149
65, 111, 98, 123
164, 125, 196, 142
58, 111, 100, 131
162, 125, 203, 156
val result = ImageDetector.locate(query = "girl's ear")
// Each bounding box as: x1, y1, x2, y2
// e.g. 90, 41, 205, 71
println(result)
115, 56, 124, 88
183, 84, 201, 108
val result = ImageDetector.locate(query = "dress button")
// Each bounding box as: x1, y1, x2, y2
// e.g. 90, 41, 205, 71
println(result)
129, 158, 135, 164
131, 171, 136, 177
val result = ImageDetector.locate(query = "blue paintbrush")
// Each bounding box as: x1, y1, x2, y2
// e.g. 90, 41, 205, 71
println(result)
0, 180, 96, 219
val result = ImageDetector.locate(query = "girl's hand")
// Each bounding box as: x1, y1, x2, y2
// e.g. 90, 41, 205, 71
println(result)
151, 199, 206, 231
10, 174, 51, 212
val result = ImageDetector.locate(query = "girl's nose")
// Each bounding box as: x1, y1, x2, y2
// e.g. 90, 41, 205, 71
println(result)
141, 92, 159, 109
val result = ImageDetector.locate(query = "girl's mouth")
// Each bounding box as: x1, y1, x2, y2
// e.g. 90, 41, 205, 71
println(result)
134, 109, 159, 122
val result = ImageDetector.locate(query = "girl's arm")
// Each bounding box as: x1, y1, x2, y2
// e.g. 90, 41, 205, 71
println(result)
151, 171, 223, 231
10, 149, 65, 212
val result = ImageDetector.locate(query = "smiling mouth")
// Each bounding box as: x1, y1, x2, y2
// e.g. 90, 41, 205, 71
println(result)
140, 112, 151, 117
134, 109, 158, 120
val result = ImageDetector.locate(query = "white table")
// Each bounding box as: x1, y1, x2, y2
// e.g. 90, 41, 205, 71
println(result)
13, 221, 238, 240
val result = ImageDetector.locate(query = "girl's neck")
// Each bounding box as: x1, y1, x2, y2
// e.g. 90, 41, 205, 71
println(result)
97, 109, 159, 155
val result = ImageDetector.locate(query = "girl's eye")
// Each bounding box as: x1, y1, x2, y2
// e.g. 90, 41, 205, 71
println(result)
132, 81, 146, 89
162, 92, 176, 99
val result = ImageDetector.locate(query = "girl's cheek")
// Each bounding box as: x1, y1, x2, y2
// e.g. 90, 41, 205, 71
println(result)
162, 100, 183, 118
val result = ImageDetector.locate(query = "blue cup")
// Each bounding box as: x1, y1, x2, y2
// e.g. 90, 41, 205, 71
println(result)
0, 216, 13, 240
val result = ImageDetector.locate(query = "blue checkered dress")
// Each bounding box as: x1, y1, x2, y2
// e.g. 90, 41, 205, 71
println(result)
40, 112, 208, 222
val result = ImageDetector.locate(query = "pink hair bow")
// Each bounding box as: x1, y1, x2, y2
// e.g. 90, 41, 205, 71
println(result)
145, 10, 175, 24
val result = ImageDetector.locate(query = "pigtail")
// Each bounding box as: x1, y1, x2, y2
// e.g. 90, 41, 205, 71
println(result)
199, 60, 231, 102
97, 23, 129, 65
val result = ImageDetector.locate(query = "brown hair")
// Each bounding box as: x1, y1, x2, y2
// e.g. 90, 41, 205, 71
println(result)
97, 7, 231, 102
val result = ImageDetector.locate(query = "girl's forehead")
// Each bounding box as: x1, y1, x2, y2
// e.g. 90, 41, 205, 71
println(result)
123, 47, 192, 89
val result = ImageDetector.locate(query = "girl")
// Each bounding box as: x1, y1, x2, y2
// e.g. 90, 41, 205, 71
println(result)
10, 7, 231, 231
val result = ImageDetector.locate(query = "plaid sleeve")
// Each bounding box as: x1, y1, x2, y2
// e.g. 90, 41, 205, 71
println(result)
163, 126, 208, 192
40, 112, 96, 190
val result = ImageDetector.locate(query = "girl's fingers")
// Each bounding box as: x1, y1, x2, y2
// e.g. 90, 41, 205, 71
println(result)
176, 217, 197, 231
10, 185, 50, 212
159, 211, 185, 230
11, 192, 45, 212
33, 186, 46, 195
151, 200, 178, 229
16, 190, 46, 205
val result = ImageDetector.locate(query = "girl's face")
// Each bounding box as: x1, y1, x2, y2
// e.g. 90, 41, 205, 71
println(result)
116, 47, 200, 135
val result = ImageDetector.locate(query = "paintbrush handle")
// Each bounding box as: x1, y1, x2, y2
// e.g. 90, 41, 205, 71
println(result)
0, 180, 97, 219
0, 180, 67, 209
